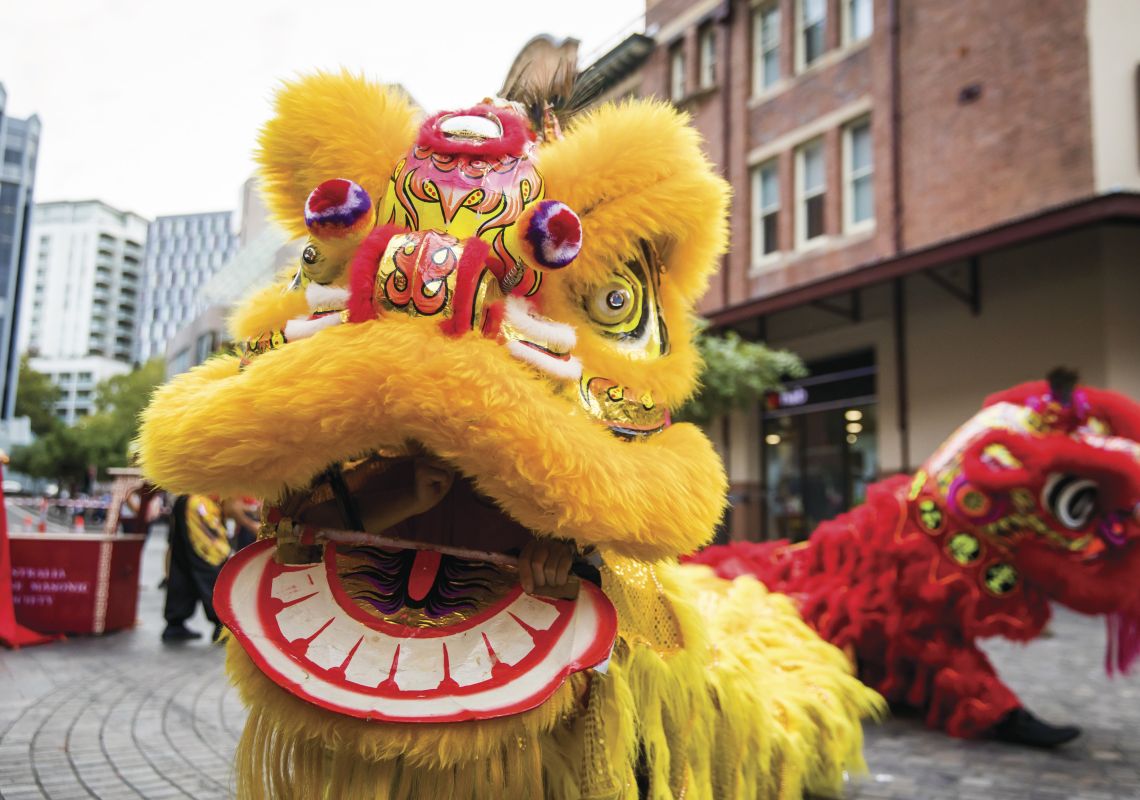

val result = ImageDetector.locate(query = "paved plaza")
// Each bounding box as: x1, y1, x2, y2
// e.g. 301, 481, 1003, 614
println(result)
2, 530, 1138, 800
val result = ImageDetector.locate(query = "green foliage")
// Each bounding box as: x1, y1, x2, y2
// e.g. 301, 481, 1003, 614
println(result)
14, 354, 62, 437
10, 359, 166, 484
9, 426, 89, 483
676, 329, 806, 425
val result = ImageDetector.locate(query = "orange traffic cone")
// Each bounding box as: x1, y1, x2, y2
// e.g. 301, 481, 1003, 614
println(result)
73, 515, 85, 533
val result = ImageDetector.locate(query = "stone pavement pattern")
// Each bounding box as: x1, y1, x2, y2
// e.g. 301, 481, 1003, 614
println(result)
2, 532, 1139, 799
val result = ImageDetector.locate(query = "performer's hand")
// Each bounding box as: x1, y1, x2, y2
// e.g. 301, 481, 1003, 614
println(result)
408, 458, 454, 516
518, 538, 577, 599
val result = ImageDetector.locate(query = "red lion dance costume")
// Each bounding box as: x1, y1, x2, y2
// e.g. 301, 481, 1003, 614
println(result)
692, 371, 1140, 746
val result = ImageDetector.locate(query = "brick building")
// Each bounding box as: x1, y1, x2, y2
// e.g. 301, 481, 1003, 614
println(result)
525, 0, 1140, 539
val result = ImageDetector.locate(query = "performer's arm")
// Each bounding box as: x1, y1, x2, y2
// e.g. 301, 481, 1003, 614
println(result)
224, 498, 260, 532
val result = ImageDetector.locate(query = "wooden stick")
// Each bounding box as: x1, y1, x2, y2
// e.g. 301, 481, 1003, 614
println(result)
314, 527, 520, 567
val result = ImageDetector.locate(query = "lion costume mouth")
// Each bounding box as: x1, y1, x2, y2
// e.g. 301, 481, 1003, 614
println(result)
216, 454, 619, 722
215, 537, 616, 722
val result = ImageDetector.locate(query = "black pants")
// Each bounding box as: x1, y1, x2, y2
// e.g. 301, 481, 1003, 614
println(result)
163, 498, 223, 626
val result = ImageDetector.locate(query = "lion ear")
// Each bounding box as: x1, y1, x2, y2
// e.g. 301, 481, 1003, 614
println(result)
257, 71, 420, 238
537, 99, 729, 303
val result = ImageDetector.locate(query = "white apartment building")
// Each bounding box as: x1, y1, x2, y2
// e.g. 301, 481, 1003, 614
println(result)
19, 200, 148, 424
135, 211, 236, 363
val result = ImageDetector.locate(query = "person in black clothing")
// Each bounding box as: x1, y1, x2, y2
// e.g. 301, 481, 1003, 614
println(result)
162, 494, 231, 643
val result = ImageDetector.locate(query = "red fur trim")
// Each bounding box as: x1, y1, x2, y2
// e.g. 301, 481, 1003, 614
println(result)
346, 225, 402, 323
1017, 539, 1140, 617
439, 237, 491, 337
1083, 387, 1140, 441
416, 105, 534, 158
962, 428, 1140, 511
687, 475, 1049, 737
982, 380, 1050, 409
985, 382, 1140, 440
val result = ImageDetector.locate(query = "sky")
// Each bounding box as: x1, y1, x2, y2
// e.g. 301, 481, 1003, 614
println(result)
1, 0, 644, 220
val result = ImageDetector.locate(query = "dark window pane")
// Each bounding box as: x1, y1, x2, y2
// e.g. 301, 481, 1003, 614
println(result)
806, 194, 825, 239
763, 212, 779, 254
805, 23, 825, 64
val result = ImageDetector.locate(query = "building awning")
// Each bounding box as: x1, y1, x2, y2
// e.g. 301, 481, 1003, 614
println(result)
578, 33, 656, 99
710, 192, 1140, 327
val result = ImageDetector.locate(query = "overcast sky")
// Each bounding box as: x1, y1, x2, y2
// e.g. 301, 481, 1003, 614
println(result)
2, 0, 643, 220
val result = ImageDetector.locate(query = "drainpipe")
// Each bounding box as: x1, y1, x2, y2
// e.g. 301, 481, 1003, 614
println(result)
888, 0, 909, 472
888, 0, 903, 254
720, 0, 734, 311
714, 0, 739, 532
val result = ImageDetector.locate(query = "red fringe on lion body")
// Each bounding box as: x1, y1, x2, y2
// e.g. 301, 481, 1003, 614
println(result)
692, 379, 1140, 739
689, 477, 1039, 737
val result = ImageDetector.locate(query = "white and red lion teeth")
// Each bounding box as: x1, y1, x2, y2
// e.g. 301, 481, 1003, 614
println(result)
502, 296, 582, 382
214, 540, 617, 723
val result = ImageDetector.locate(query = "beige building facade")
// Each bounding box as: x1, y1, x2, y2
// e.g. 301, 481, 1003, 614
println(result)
521, 0, 1140, 540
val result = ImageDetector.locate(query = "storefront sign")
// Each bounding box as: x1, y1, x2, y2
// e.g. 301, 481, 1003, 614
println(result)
764, 365, 876, 418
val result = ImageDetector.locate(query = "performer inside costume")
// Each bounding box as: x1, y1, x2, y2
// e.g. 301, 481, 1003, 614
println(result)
162, 494, 231, 643
140, 71, 883, 799
693, 370, 1140, 747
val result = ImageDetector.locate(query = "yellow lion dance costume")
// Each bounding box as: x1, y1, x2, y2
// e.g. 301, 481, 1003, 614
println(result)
139, 72, 881, 799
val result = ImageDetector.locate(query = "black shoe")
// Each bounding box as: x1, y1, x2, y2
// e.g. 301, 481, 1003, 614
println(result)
993, 707, 1081, 748
162, 624, 203, 643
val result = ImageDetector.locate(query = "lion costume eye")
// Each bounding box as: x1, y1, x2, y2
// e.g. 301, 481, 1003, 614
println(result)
302, 244, 319, 265
1043, 473, 1098, 530
588, 278, 639, 329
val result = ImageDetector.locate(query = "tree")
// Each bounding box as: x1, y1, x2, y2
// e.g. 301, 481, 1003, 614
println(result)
10, 359, 166, 484
14, 354, 62, 437
676, 329, 806, 425
9, 425, 90, 485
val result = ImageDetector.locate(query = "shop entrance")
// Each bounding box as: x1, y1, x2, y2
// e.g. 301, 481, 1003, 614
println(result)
761, 350, 877, 541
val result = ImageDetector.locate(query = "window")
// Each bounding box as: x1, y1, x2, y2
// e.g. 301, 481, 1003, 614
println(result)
170, 348, 191, 375
669, 41, 686, 102
799, 0, 826, 69
698, 24, 717, 89
4, 148, 21, 165
796, 139, 826, 245
195, 332, 215, 365
751, 160, 781, 261
844, 0, 873, 44
752, 4, 782, 94
844, 118, 874, 229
